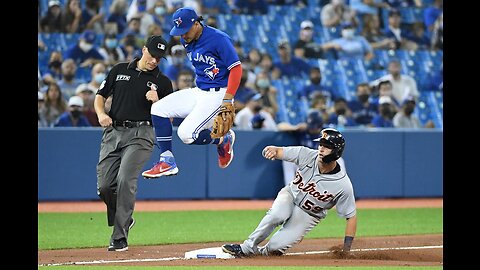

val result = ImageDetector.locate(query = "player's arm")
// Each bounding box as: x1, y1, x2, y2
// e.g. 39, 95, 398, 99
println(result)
343, 214, 357, 252
222, 64, 242, 104
94, 94, 112, 127
262, 146, 284, 160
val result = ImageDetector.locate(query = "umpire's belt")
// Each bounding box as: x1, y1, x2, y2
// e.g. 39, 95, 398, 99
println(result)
112, 120, 152, 128
201, 87, 221, 92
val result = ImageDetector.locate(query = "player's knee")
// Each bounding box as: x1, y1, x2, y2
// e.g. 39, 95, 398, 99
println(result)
177, 125, 194, 144
150, 101, 169, 117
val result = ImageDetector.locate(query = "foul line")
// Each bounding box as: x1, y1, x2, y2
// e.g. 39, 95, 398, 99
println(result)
38, 245, 443, 267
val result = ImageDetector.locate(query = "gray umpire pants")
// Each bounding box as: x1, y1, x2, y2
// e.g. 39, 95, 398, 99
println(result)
240, 187, 321, 256
96, 125, 155, 241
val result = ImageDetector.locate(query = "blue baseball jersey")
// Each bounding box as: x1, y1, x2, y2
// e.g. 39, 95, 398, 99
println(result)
181, 25, 241, 90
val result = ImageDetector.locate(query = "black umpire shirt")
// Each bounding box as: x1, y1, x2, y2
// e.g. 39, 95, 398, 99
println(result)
96, 58, 173, 121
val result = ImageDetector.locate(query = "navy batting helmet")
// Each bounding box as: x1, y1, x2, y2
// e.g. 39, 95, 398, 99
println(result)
313, 128, 345, 163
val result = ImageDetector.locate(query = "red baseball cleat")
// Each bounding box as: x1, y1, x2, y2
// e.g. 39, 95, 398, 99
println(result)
142, 156, 179, 178
217, 130, 235, 168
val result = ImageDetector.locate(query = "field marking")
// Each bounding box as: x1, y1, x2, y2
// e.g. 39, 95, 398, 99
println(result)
38, 245, 443, 267
286, 245, 443, 256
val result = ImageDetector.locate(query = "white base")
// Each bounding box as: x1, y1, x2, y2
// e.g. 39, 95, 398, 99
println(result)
184, 247, 235, 259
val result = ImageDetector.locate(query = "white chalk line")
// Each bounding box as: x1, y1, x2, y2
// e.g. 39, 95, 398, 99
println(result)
38, 244, 443, 267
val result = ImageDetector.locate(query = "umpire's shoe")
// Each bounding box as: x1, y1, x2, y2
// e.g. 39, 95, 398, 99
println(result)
142, 155, 179, 178
217, 130, 235, 168
222, 244, 245, 257
108, 238, 128, 252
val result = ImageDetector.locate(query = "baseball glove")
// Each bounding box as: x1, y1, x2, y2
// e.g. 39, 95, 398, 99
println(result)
211, 103, 235, 139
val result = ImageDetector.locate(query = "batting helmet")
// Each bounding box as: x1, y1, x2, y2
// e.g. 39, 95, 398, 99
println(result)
313, 128, 345, 163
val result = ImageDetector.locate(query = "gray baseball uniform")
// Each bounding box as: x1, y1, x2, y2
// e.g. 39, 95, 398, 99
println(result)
240, 146, 356, 256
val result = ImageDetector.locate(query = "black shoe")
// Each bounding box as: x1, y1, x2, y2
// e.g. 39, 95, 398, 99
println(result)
222, 244, 245, 257
108, 238, 128, 251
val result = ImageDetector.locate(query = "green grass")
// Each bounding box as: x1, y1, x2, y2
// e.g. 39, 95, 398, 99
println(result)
38, 208, 442, 250
39, 267, 443, 270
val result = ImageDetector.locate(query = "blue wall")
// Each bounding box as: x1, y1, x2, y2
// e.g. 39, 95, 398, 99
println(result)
38, 128, 443, 201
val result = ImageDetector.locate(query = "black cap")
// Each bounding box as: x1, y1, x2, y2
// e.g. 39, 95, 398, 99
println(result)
145, 35, 168, 58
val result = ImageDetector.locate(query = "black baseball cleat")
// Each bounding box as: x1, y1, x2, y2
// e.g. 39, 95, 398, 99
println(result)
108, 238, 128, 251
222, 244, 245, 257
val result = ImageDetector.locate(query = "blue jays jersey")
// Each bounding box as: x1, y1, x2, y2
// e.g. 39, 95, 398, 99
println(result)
181, 25, 241, 90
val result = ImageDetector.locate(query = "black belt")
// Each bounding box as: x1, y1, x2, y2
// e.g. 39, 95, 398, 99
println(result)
112, 120, 152, 128
201, 87, 221, 92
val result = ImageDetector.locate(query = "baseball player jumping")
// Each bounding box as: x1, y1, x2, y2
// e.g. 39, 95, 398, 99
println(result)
222, 128, 357, 257
142, 7, 242, 178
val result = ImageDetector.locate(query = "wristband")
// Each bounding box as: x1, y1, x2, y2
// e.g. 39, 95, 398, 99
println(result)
223, 99, 234, 103
343, 236, 354, 252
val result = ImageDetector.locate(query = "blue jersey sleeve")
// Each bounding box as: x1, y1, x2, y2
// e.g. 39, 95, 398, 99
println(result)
217, 35, 241, 70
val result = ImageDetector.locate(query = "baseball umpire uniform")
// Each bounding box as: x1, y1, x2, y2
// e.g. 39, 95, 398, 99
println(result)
95, 36, 172, 251
222, 128, 357, 257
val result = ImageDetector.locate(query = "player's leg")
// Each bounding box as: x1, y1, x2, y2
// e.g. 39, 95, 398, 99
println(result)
110, 126, 155, 251
143, 88, 197, 178
97, 126, 122, 227
176, 88, 235, 168
224, 187, 295, 256
258, 204, 320, 256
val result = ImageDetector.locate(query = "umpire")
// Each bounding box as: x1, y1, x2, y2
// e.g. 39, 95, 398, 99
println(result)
94, 35, 173, 251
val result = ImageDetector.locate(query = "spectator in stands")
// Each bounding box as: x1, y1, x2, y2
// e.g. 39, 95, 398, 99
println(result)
123, 16, 143, 37
322, 22, 374, 61
80, 0, 105, 33
258, 53, 277, 78
294, 20, 326, 59
63, 30, 105, 68
409, 22, 430, 50
373, 59, 419, 104
42, 51, 64, 85
98, 33, 126, 68
54, 96, 92, 127
370, 96, 394, 127
392, 95, 428, 128
206, 15, 219, 28
61, 0, 82, 33
232, 0, 269, 15
299, 67, 337, 106
349, 0, 390, 20
273, 40, 311, 79
74, 62, 106, 127
360, 14, 396, 50
235, 92, 278, 130
39, 0, 64, 33
128, 0, 156, 37
147, 23, 164, 38
253, 71, 278, 118
424, 0, 443, 34
38, 92, 48, 127
384, 9, 418, 50
320, 0, 358, 28
234, 68, 258, 113
246, 48, 262, 73
57, 59, 85, 100
164, 44, 195, 86
326, 98, 357, 128
430, 12, 443, 50
106, 0, 129, 34
120, 33, 143, 61
348, 82, 378, 126
39, 83, 68, 127
374, 79, 400, 112
309, 92, 330, 123
150, 0, 173, 35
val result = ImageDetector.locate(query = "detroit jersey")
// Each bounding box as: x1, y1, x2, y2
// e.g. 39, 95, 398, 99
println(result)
282, 146, 356, 219
181, 25, 241, 89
